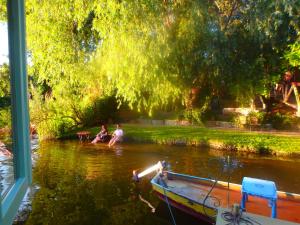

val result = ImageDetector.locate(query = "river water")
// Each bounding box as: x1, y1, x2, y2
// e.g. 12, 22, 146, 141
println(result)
18, 141, 300, 225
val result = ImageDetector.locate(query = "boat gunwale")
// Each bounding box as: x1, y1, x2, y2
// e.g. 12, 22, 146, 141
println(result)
164, 171, 300, 201
151, 173, 218, 211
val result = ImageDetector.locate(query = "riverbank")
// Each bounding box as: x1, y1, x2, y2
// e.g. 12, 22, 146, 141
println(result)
64, 124, 300, 156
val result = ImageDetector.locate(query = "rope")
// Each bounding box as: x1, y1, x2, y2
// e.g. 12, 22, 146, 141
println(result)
138, 194, 156, 213
163, 187, 177, 225
221, 211, 262, 225
202, 178, 219, 218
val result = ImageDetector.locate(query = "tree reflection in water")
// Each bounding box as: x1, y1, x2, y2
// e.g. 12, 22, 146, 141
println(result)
24, 141, 300, 225
25, 142, 168, 225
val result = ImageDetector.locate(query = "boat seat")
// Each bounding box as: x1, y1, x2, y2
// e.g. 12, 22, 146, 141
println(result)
167, 180, 213, 206
241, 177, 277, 218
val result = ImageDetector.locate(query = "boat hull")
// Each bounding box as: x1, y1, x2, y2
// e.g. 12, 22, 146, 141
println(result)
151, 171, 300, 224
151, 173, 217, 224
153, 190, 214, 224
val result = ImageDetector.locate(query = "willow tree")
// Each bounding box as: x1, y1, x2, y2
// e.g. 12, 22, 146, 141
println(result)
25, 0, 101, 137
83, 0, 222, 117
1, 0, 299, 137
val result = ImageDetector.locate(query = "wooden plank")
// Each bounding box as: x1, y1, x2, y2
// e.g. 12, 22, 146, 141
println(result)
284, 85, 294, 102
284, 84, 289, 101
216, 208, 300, 225
293, 85, 300, 117
291, 82, 300, 87
282, 101, 298, 109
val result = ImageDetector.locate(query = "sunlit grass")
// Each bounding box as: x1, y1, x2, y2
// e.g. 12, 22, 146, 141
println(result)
122, 125, 300, 155
66, 124, 300, 155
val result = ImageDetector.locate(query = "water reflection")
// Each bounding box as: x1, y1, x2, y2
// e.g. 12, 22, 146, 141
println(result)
205, 156, 243, 180
24, 141, 300, 225
114, 145, 123, 157
0, 155, 14, 196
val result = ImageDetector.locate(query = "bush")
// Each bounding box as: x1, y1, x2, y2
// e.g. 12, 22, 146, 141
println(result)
248, 111, 265, 123
233, 115, 246, 128
0, 107, 11, 128
37, 117, 75, 139
244, 111, 266, 127
263, 113, 300, 130
30, 91, 120, 139
81, 96, 119, 127
183, 108, 204, 125
0, 97, 10, 108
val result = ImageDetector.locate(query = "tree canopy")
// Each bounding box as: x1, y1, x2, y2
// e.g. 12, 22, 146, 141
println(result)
1, 0, 300, 137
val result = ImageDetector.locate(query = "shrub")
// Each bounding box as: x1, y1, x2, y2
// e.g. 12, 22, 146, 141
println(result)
263, 113, 300, 130
80, 96, 119, 127
245, 111, 266, 127
254, 141, 272, 154
0, 96, 10, 108
183, 108, 204, 125
0, 107, 11, 128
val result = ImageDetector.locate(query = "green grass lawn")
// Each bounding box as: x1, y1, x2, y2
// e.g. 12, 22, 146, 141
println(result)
68, 124, 300, 155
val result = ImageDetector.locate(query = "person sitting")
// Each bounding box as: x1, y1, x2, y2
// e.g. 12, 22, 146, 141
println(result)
0, 141, 12, 157
91, 125, 110, 143
108, 124, 124, 147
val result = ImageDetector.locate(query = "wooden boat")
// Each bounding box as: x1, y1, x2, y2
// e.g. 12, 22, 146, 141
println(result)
145, 167, 300, 224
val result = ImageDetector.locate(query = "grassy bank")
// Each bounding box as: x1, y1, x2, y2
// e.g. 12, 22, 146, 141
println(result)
65, 124, 300, 156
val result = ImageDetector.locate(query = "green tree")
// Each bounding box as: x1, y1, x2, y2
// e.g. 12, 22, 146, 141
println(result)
0, 63, 10, 98
25, 0, 102, 137
2, 0, 300, 136
285, 42, 300, 67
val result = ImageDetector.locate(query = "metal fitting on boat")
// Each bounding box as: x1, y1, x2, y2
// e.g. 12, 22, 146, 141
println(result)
232, 203, 240, 217
132, 170, 139, 182
161, 160, 167, 169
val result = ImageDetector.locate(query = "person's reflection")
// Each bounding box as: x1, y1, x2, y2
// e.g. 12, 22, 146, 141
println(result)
114, 145, 123, 156
0, 141, 12, 157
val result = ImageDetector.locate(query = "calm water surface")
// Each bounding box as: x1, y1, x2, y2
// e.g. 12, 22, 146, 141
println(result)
24, 141, 300, 225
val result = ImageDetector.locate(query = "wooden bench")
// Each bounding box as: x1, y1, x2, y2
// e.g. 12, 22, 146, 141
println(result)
76, 131, 91, 141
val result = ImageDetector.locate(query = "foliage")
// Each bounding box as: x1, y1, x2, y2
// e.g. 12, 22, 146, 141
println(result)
0, 64, 11, 129
26, 0, 97, 86
1, 0, 300, 137
211, 0, 299, 103
0, 64, 10, 115
0, 107, 11, 128
263, 113, 300, 130
91, 0, 199, 113
285, 42, 300, 67
182, 98, 210, 125
0, 0, 6, 21
25, 0, 102, 138
29, 93, 76, 139
80, 96, 119, 127
91, 0, 300, 109
182, 109, 202, 125
246, 111, 266, 125
0, 63, 10, 98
